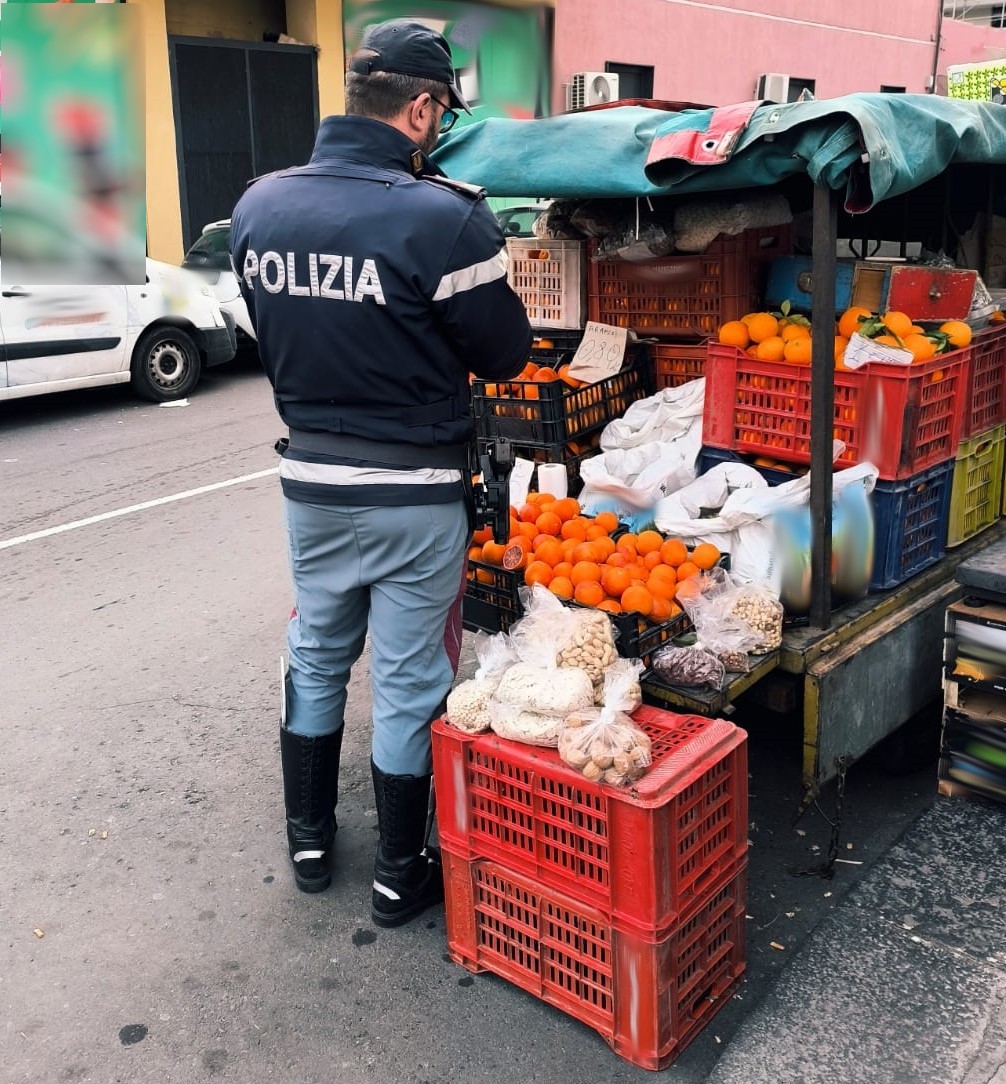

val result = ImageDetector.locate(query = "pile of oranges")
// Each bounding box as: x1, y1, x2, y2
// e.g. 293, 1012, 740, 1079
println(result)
469, 493, 721, 622
482, 359, 585, 398
717, 307, 974, 368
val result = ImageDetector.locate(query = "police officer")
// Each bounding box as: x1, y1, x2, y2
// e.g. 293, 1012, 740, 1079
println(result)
230, 19, 532, 927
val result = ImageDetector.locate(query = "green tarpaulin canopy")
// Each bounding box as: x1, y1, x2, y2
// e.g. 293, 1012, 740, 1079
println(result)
434, 92, 1006, 211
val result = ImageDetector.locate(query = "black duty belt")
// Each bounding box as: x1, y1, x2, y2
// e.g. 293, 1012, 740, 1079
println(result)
285, 428, 471, 470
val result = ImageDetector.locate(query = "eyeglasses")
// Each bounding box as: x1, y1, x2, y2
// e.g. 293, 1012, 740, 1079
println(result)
412, 92, 459, 134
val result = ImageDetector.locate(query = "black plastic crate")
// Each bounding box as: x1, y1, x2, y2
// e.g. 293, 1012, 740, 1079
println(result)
472, 344, 654, 447
530, 328, 583, 356
462, 560, 522, 634
462, 560, 693, 666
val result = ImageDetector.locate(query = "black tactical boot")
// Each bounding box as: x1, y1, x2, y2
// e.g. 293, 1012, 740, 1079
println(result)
280, 726, 343, 893
370, 761, 444, 927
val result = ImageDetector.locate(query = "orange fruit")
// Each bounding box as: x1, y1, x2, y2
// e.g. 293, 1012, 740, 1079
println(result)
783, 336, 811, 365
649, 595, 673, 622
552, 561, 573, 581
517, 502, 539, 523
596, 599, 623, 614
904, 333, 936, 363
535, 510, 563, 536
939, 320, 973, 349
834, 335, 849, 367
533, 366, 561, 382
548, 576, 574, 600
755, 336, 786, 362
481, 540, 507, 565
557, 363, 584, 388
676, 560, 700, 581
875, 334, 903, 348
690, 542, 721, 570
717, 320, 751, 348
534, 537, 564, 567
601, 565, 632, 598
605, 552, 630, 568
675, 575, 705, 601
585, 524, 611, 542
592, 510, 620, 533
882, 311, 914, 339
642, 550, 664, 570
472, 525, 493, 546
620, 584, 654, 617
660, 538, 688, 567
524, 560, 553, 587
616, 533, 639, 556
781, 323, 811, 341
646, 573, 677, 602
560, 537, 580, 561
560, 518, 588, 541
516, 521, 539, 541
571, 541, 601, 565
573, 580, 605, 607
838, 306, 873, 340
570, 560, 603, 586
635, 529, 664, 556
746, 312, 780, 343
552, 497, 581, 521
468, 545, 483, 562
591, 535, 616, 559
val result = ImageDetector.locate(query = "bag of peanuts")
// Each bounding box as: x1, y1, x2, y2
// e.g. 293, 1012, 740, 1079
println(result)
512, 584, 619, 683
558, 704, 653, 786
677, 567, 783, 672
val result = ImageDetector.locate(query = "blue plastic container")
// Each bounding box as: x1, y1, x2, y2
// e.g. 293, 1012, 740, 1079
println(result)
870, 460, 955, 591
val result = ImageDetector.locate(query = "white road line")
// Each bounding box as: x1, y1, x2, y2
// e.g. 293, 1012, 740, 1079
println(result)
0, 467, 279, 551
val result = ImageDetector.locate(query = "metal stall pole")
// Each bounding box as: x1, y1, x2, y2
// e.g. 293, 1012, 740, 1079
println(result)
809, 183, 839, 630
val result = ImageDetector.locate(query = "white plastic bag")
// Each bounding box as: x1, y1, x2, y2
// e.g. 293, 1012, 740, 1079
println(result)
578, 382, 706, 511
653, 461, 878, 599
445, 632, 519, 733
600, 380, 706, 451
558, 705, 653, 784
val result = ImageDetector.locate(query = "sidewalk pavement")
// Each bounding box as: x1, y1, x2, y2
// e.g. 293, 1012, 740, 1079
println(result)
707, 795, 1006, 1084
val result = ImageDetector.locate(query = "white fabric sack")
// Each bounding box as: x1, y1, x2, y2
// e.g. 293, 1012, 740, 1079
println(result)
600, 378, 705, 451
652, 462, 878, 592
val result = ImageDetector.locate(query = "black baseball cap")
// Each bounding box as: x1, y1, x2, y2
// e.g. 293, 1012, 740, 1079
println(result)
348, 19, 471, 114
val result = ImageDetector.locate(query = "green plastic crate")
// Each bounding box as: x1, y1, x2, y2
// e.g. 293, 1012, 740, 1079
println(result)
947, 425, 1005, 548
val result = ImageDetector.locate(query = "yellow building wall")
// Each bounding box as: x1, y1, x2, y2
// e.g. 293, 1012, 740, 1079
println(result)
137, 0, 185, 265
164, 0, 287, 41
287, 0, 346, 117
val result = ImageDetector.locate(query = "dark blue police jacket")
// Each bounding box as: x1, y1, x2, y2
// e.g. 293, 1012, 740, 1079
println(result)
230, 116, 532, 504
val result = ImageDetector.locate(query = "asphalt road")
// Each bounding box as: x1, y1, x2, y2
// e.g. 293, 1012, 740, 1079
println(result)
0, 353, 939, 1083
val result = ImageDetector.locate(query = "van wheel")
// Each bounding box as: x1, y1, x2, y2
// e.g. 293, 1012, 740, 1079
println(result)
130, 326, 201, 402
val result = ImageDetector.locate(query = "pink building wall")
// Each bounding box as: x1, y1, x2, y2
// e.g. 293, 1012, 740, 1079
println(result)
937, 17, 1006, 90
553, 0, 943, 111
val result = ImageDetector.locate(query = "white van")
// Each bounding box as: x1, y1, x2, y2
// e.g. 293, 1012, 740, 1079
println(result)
0, 258, 237, 403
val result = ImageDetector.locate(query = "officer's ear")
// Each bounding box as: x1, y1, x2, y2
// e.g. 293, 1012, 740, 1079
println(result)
406, 92, 432, 134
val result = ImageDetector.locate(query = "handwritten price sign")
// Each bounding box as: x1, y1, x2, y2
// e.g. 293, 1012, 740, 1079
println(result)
568, 321, 629, 384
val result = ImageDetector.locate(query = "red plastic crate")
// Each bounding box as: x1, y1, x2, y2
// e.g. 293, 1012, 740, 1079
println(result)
443, 852, 746, 1071
702, 341, 969, 480
961, 324, 1006, 440
432, 705, 748, 937
586, 227, 790, 338
651, 340, 708, 389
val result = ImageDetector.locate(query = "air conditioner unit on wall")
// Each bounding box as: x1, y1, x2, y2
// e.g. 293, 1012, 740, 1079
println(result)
757, 72, 790, 103
566, 71, 620, 111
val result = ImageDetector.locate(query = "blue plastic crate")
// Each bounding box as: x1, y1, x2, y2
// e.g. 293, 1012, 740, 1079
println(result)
871, 460, 955, 591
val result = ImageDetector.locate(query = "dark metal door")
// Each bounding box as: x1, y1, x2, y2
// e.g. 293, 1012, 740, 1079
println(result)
169, 37, 319, 251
